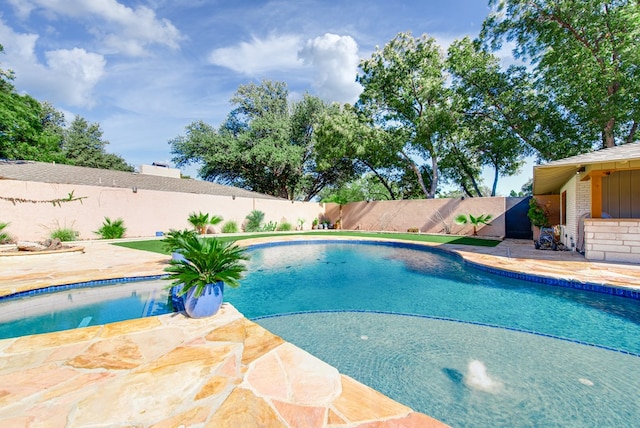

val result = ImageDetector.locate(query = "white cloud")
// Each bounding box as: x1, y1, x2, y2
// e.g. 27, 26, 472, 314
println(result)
7, 0, 183, 56
298, 33, 362, 103
6, 0, 35, 19
44, 48, 106, 106
208, 34, 303, 75
0, 20, 105, 107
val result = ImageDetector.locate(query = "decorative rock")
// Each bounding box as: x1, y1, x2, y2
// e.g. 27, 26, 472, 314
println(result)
16, 241, 47, 251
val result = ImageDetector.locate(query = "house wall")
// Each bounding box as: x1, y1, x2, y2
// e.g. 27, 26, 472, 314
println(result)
532, 195, 561, 224
603, 170, 640, 218
558, 175, 591, 249
584, 219, 640, 263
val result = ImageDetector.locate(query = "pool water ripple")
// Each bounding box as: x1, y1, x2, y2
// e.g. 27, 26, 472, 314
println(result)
257, 311, 640, 428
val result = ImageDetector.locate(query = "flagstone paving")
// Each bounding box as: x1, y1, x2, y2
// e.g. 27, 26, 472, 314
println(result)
0, 234, 638, 426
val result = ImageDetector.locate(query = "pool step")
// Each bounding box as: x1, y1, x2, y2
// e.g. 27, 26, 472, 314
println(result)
77, 316, 92, 328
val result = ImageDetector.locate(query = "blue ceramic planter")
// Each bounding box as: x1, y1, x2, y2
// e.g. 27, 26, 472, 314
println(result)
183, 281, 224, 318
171, 252, 187, 262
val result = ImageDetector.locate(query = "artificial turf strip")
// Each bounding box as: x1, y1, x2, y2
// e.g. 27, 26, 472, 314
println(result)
113, 231, 500, 255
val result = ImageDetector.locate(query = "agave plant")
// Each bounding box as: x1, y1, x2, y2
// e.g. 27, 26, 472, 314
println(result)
455, 213, 493, 236
164, 234, 249, 298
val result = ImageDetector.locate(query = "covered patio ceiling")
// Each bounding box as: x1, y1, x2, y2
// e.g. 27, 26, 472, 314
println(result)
533, 142, 640, 195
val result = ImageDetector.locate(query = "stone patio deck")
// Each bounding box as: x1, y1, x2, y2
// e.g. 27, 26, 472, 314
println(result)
1, 234, 639, 427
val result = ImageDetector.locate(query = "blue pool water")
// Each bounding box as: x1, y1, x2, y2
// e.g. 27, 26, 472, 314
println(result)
228, 242, 640, 427
258, 311, 640, 428
0, 280, 170, 339
1, 241, 639, 426
228, 242, 640, 355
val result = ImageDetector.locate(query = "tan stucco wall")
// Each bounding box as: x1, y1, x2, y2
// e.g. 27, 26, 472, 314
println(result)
1, 179, 518, 242
0, 180, 325, 241
338, 197, 507, 237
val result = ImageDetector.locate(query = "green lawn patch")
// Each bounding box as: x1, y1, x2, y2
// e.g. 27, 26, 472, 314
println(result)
113, 231, 500, 254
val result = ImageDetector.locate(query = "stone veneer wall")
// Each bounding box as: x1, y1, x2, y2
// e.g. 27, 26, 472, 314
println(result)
584, 219, 640, 263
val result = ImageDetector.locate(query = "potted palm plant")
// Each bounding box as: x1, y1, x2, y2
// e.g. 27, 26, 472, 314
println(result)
527, 198, 550, 241
162, 228, 197, 261
164, 234, 249, 318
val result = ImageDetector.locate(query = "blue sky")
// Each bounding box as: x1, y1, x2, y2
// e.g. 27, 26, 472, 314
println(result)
0, 0, 531, 195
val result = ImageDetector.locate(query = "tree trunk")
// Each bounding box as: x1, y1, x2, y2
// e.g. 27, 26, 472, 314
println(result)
602, 118, 616, 148
491, 166, 499, 197
626, 121, 638, 144
361, 160, 397, 200
399, 150, 430, 199
429, 155, 438, 199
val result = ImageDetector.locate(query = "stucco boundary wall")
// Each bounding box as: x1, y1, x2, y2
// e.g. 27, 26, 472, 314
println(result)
1, 179, 520, 241
584, 219, 640, 263
328, 197, 510, 237
0, 180, 326, 242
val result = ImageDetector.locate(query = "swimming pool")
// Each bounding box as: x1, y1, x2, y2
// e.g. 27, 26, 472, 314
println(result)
234, 242, 640, 427
0, 279, 171, 339
1, 241, 639, 426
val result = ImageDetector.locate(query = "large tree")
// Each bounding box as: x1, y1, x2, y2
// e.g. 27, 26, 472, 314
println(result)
1, 44, 132, 170
481, 0, 640, 149
1, 44, 63, 161
62, 116, 133, 171
170, 80, 351, 200
356, 32, 453, 198
0, 93, 66, 162
314, 103, 403, 200
444, 37, 533, 196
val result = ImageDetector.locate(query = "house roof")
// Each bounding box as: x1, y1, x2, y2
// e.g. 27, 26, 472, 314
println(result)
533, 142, 640, 195
0, 160, 283, 200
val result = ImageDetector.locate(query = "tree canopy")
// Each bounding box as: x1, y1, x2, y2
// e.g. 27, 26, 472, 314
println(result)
0, 43, 132, 171
170, 80, 354, 200
356, 32, 452, 198
481, 0, 640, 149
62, 116, 133, 171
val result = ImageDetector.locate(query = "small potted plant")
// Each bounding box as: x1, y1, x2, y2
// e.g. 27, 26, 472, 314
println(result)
312, 218, 319, 229
527, 198, 550, 241
164, 234, 249, 318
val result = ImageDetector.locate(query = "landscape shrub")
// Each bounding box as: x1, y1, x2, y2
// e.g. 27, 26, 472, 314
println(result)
276, 221, 293, 231
221, 220, 239, 233
50, 227, 79, 242
0, 222, 12, 244
244, 210, 265, 232
95, 217, 126, 239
